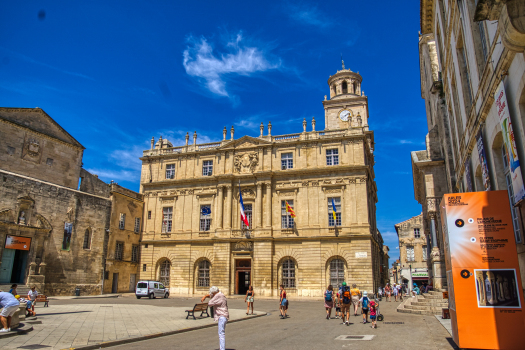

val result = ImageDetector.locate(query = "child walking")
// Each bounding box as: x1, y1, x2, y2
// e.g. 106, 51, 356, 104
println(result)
369, 299, 378, 329
334, 291, 342, 319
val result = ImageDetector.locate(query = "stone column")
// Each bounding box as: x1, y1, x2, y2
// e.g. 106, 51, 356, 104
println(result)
265, 182, 272, 228
225, 185, 232, 228
256, 183, 263, 228
429, 211, 446, 290
217, 186, 224, 229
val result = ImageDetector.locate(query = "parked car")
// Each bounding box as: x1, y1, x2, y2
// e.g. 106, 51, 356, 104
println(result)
135, 280, 169, 299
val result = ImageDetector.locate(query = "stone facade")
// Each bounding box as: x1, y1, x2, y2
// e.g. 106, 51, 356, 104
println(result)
395, 214, 429, 286
0, 108, 142, 295
414, 0, 525, 292
138, 67, 382, 297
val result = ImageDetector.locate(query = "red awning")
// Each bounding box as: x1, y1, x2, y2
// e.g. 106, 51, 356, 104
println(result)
412, 277, 428, 280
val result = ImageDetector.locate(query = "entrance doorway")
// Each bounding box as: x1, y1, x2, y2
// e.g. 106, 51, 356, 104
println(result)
235, 259, 251, 295
0, 248, 29, 284
112, 273, 119, 293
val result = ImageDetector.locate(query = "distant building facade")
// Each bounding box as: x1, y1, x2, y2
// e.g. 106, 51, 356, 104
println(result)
395, 214, 428, 286
138, 67, 382, 297
0, 107, 142, 295
414, 0, 525, 291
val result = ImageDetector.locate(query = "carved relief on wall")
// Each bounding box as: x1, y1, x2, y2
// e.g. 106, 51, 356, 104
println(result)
234, 152, 258, 173
22, 135, 43, 163
233, 241, 253, 251
240, 188, 255, 198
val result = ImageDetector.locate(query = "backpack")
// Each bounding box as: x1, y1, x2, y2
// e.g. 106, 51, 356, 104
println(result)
362, 297, 369, 308
325, 290, 333, 302
342, 286, 351, 304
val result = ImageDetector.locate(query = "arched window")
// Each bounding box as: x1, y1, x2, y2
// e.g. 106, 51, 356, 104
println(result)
83, 229, 91, 249
198, 260, 210, 287
282, 259, 295, 288
342, 81, 348, 94
160, 260, 171, 286
330, 259, 345, 288
353, 82, 357, 94
332, 84, 337, 95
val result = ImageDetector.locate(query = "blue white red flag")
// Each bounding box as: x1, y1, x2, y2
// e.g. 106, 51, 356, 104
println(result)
239, 183, 249, 227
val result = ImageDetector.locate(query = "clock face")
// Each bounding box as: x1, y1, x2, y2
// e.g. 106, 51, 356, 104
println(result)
339, 110, 351, 121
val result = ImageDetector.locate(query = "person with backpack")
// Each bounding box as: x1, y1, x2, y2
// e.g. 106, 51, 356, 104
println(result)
324, 285, 334, 319
350, 284, 361, 316
341, 282, 351, 326
359, 291, 370, 324
369, 298, 378, 329
334, 291, 342, 319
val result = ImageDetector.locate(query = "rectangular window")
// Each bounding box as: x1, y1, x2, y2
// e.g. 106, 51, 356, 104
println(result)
281, 200, 294, 229
423, 245, 427, 261
200, 205, 212, 231
115, 242, 124, 261
165, 164, 175, 179
326, 149, 339, 166
327, 197, 342, 226
7, 146, 15, 155
414, 228, 420, 238
131, 245, 139, 263
143, 264, 147, 272
134, 218, 141, 233
162, 207, 173, 233
46, 158, 54, 166
148, 211, 151, 219
281, 153, 293, 170
202, 160, 213, 176
406, 246, 415, 262
242, 204, 252, 229
119, 213, 126, 230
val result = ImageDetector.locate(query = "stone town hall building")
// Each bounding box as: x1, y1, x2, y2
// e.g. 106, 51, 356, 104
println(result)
139, 67, 382, 297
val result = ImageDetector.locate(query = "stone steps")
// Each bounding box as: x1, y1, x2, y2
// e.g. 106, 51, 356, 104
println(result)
397, 291, 449, 316
411, 300, 449, 306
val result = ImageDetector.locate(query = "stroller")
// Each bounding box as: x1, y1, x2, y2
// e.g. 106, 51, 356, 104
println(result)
374, 298, 384, 321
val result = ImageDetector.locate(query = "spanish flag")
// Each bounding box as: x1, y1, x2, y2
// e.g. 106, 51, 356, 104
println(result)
331, 198, 337, 223
285, 201, 296, 218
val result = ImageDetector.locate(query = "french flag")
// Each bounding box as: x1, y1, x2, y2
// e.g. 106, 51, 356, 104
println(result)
239, 183, 249, 227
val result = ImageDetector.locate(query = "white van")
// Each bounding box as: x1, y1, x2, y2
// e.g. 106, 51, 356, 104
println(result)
135, 280, 169, 299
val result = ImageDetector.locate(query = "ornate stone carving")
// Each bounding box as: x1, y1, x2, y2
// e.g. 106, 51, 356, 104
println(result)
349, 178, 356, 184
234, 152, 259, 173
359, 177, 367, 183
187, 189, 194, 195
241, 188, 255, 198
311, 181, 319, 187
26, 138, 40, 157
431, 247, 441, 262
233, 241, 253, 251
324, 188, 341, 194
302, 181, 309, 187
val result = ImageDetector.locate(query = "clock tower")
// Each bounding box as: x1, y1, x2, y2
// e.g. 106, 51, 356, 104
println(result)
323, 64, 369, 130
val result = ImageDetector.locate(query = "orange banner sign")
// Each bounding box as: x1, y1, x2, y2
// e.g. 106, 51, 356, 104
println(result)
5, 235, 31, 251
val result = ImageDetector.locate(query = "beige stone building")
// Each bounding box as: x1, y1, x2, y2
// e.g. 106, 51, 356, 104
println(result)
395, 214, 429, 286
138, 67, 382, 297
414, 0, 525, 292
0, 107, 142, 295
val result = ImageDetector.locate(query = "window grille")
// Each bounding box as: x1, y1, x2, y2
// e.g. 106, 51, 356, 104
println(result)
131, 245, 139, 263
414, 228, 420, 238
83, 229, 91, 249
200, 205, 212, 231
328, 197, 341, 226
160, 260, 170, 286
330, 259, 345, 289
143, 264, 147, 272
281, 200, 294, 229
198, 260, 210, 287
134, 218, 141, 233
202, 160, 213, 176
282, 259, 295, 288
242, 204, 252, 229
148, 211, 151, 219
326, 149, 339, 166
165, 164, 175, 179
115, 242, 124, 261
119, 213, 126, 230
281, 153, 293, 170
406, 246, 415, 261
162, 207, 173, 233
423, 246, 427, 261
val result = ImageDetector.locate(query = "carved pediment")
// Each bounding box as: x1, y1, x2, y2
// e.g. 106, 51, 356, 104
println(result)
234, 152, 259, 174
220, 135, 271, 150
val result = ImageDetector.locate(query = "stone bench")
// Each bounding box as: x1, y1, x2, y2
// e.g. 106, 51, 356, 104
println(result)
0, 302, 26, 329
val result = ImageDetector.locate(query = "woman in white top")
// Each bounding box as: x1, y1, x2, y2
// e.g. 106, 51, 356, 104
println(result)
27, 286, 38, 315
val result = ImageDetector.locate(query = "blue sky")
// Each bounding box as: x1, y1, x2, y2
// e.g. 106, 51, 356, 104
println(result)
0, 1, 425, 265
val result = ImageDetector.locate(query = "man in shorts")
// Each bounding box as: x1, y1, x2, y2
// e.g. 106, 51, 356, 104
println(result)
393, 283, 399, 301
0, 291, 20, 332
350, 284, 361, 316
341, 282, 351, 326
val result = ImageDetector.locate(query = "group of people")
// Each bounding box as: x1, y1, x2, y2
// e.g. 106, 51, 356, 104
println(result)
323, 283, 378, 329
381, 283, 404, 302
0, 284, 39, 333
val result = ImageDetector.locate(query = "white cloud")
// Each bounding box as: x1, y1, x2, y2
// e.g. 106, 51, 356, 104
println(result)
85, 168, 140, 184
285, 3, 331, 28
183, 32, 281, 98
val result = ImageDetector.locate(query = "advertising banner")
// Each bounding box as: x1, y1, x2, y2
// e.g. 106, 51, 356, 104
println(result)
5, 235, 31, 251
440, 191, 525, 349
464, 156, 473, 192
495, 82, 525, 204
62, 222, 72, 251
476, 130, 491, 191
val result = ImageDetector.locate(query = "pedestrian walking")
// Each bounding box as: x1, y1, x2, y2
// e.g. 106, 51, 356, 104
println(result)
279, 285, 288, 319
385, 283, 391, 302
393, 283, 399, 301
324, 285, 334, 319
341, 282, 351, 325
201, 286, 229, 350
369, 298, 378, 329
377, 287, 383, 301
8, 284, 17, 296
350, 284, 361, 316
27, 286, 38, 315
245, 285, 255, 315
334, 291, 342, 319
0, 291, 19, 332
359, 291, 370, 324
398, 284, 403, 301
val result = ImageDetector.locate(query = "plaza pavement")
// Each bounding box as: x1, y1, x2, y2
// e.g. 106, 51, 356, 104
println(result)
0, 302, 264, 350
